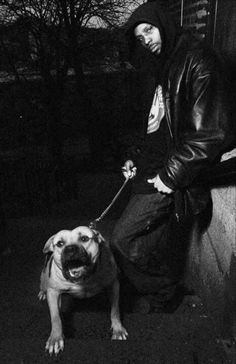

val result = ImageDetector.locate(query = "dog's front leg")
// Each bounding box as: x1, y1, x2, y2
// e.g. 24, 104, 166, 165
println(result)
45, 288, 64, 355
108, 279, 128, 340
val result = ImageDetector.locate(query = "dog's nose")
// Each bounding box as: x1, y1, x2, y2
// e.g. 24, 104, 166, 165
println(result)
65, 245, 78, 255
63, 244, 90, 265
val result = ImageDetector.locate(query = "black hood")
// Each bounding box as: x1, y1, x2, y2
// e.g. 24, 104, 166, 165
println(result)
124, 1, 179, 65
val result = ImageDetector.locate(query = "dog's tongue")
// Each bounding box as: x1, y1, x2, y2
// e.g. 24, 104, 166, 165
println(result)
69, 267, 82, 278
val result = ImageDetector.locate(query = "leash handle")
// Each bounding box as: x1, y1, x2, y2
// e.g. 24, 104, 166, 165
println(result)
89, 176, 130, 229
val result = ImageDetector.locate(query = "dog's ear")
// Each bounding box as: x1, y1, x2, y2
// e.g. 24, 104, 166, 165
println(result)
43, 235, 55, 253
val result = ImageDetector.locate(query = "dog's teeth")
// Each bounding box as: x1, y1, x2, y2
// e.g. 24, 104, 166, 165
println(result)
69, 270, 78, 277
69, 267, 83, 278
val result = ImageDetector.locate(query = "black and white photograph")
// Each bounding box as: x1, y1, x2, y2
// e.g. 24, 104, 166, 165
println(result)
0, 1, 236, 363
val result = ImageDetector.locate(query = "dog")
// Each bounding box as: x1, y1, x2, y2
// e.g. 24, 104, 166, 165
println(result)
38, 225, 128, 355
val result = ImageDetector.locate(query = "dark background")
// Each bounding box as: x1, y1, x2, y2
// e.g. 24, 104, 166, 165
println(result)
1, 0, 236, 225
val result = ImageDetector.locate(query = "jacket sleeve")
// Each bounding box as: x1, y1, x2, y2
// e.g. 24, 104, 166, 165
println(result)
159, 52, 229, 190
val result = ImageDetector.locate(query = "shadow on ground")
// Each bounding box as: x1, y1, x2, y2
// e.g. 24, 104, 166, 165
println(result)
0, 169, 233, 363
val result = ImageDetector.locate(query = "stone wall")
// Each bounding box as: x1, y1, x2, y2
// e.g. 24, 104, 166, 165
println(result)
168, 0, 236, 53
166, 0, 236, 345
167, 0, 210, 39
213, 0, 236, 58
186, 149, 236, 342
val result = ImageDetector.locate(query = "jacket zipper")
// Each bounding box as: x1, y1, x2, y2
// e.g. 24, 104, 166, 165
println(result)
165, 92, 173, 139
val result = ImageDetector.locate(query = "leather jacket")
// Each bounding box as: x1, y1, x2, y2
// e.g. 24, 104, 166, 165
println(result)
156, 33, 234, 216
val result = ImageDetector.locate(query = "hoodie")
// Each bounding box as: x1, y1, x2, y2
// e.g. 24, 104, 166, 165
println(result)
124, 2, 179, 194
124, 1, 179, 69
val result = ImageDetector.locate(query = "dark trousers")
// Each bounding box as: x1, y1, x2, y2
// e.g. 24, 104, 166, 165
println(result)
111, 192, 193, 302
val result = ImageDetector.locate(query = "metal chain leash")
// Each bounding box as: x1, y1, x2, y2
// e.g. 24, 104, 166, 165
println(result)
88, 164, 138, 229
89, 176, 130, 229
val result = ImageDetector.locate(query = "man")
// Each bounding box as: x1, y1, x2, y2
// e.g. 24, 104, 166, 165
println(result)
111, 1, 233, 312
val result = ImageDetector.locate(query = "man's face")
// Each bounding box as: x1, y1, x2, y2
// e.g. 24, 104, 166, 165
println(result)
134, 23, 162, 55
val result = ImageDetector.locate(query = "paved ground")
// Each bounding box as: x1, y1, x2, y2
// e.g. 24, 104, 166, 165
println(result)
0, 171, 233, 363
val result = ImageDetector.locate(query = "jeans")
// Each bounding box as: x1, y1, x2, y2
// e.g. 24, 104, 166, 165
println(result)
111, 192, 192, 299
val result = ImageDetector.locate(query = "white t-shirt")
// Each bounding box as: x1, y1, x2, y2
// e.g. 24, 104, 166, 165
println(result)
147, 85, 165, 134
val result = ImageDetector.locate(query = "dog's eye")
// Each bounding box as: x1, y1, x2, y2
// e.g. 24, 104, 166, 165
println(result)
56, 240, 64, 247
80, 235, 90, 243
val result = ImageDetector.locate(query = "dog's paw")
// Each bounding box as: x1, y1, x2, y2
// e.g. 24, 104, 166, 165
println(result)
45, 334, 64, 356
38, 291, 46, 300
111, 325, 128, 340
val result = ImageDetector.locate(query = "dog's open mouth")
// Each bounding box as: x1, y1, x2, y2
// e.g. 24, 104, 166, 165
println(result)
61, 245, 93, 282
62, 259, 93, 282
68, 265, 85, 279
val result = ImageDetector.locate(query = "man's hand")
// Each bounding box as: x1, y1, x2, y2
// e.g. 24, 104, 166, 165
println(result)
147, 175, 174, 194
122, 160, 137, 179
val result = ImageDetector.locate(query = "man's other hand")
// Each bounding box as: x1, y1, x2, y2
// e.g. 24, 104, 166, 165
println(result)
147, 175, 173, 194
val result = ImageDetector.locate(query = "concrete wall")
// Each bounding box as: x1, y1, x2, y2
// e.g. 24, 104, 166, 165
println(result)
186, 149, 236, 341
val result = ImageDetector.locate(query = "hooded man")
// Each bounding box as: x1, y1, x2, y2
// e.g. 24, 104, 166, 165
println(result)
111, 1, 233, 313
